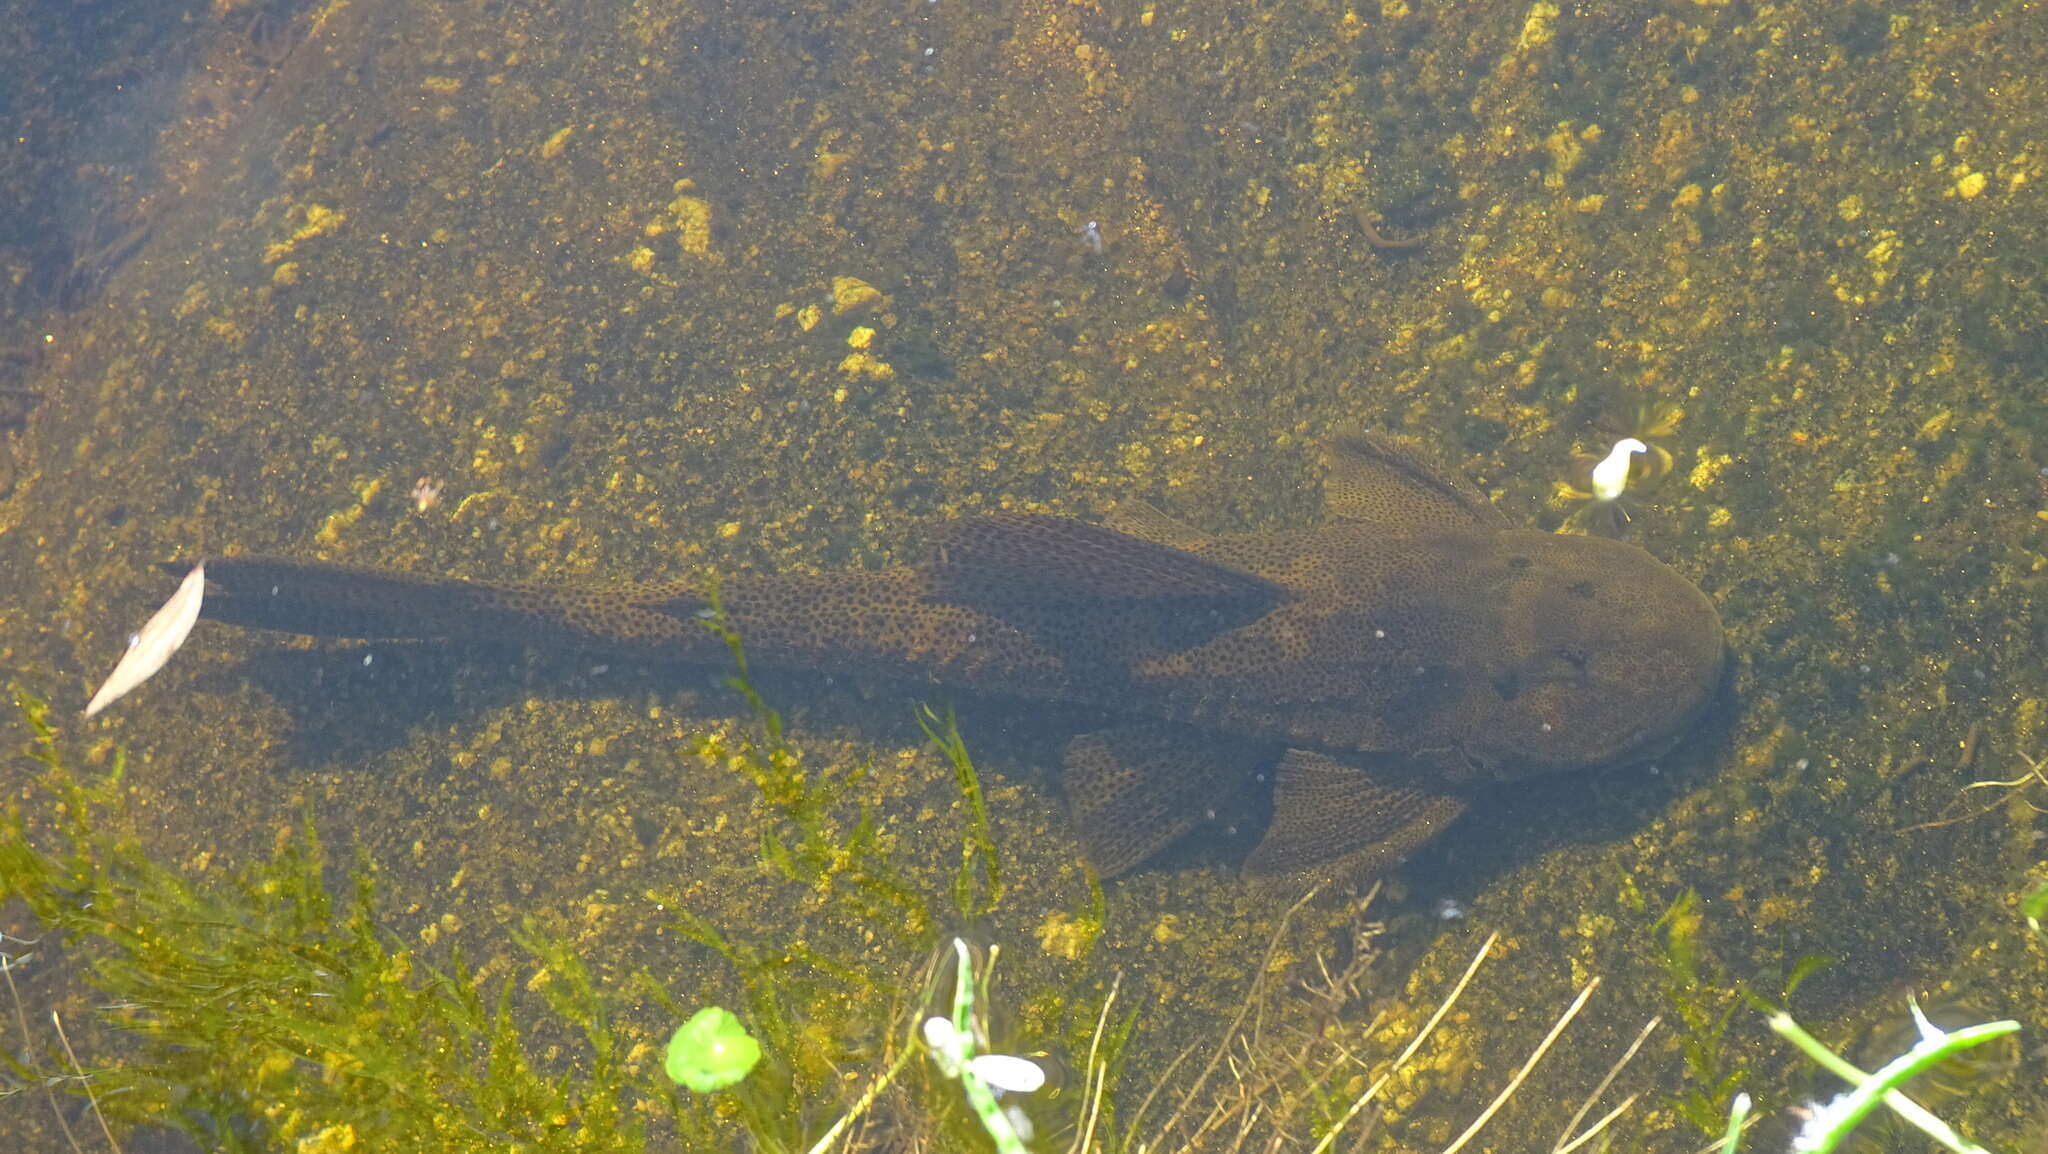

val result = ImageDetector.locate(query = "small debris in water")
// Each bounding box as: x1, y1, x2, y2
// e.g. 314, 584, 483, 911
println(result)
85, 562, 207, 718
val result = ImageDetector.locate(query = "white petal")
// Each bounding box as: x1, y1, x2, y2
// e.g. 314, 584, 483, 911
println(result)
1003, 1104, 1035, 1141
1908, 996, 1945, 1044
967, 1053, 1046, 1094
1590, 438, 1648, 502
923, 1016, 965, 1077
85, 562, 206, 718
922, 1016, 961, 1050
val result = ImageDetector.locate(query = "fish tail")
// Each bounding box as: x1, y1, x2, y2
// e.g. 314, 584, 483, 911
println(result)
162, 558, 711, 654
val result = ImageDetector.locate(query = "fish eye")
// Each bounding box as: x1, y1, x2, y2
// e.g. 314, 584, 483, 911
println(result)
1568, 579, 1598, 600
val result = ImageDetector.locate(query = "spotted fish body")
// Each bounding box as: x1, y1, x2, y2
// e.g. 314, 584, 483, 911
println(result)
178, 437, 1724, 880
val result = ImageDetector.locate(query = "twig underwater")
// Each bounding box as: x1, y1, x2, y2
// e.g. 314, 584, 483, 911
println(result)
1310, 930, 1499, 1154
1925, 747, 2048, 829
1110, 910, 1648, 1154
1126, 883, 1326, 1147
1551, 1014, 1660, 1153
1066, 969, 1124, 1154
2, 942, 90, 1154
50, 1011, 122, 1153
1896, 724, 2048, 833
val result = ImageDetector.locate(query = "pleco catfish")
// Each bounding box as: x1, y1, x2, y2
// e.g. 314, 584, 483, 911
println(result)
167, 437, 1724, 881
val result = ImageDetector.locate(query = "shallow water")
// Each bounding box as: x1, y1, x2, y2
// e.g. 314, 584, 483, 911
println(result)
2, 0, 2045, 1149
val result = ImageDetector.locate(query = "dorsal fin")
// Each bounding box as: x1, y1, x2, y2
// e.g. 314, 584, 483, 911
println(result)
1322, 434, 1506, 532
923, 513, 1284, 604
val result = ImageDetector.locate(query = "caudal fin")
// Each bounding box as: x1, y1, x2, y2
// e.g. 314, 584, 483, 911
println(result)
161, 558, 708, 653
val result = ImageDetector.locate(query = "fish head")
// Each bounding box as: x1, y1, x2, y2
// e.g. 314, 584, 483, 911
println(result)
1454, 529, 1724, 779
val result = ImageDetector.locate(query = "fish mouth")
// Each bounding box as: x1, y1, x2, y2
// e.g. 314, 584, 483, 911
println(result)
1466, 645, 1726, 778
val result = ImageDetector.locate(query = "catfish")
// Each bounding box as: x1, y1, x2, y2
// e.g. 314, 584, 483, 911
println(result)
167, 436, 1724, 880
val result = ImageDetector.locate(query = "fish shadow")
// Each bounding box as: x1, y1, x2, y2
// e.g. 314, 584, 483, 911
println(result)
198, 637, 1103, 800
203, 638, 1742, 895
201, 640, 698, 770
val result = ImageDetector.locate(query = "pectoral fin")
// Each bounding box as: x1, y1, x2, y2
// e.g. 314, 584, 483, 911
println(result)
1323, 434, 1506, 531
1062, 725, 1264, 876
925, 513, 1282, 604
1242, 749, 1468, 879
1101, 499, 1213, 551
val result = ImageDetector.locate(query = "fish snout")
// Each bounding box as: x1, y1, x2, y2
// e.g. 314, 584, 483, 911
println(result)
1479, 564, 1724, 778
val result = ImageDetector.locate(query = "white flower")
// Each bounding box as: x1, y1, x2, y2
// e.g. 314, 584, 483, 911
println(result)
921, 1016, 1047, 1094
1589, 438, 1648, 503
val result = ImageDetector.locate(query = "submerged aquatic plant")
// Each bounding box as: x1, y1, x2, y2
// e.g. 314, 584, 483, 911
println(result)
922, 938, 1045, 1154
665, 1006, 762, 1092
1655, 889, 1749, 1132
1, 690, 674, 1151
920, 703, 1004, 921
1556, 390, 1681, 538
1650, 887, 1828, 1137
2, 590, 1056, 1153
1711, 1000, 2019, 1154
689, 582, 934, 934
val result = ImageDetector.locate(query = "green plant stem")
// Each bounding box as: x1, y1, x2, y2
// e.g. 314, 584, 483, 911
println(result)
1768, 1012, 2014, 1154
1719, 1091, 1750, 1154
803, 1042, 917, 1154
947, 938, 1028, 1154
919, 705, 1002, 917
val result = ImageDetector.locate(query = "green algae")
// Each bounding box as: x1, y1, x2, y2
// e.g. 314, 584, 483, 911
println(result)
1656, 888, 1750, 1134
1, 690, 669, 1151
0, 660, 1080, 1152
919, 704, 1005, 923
690, 584, 934, 940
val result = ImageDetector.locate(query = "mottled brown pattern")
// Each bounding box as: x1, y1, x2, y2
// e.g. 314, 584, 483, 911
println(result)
173, 436, 1724, 879
1061, 725, 1267, 877
1241, 750, 1469, 876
